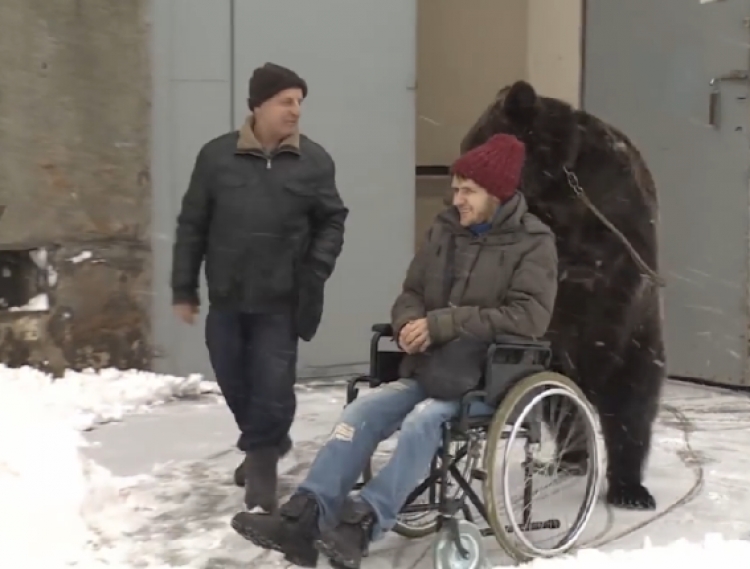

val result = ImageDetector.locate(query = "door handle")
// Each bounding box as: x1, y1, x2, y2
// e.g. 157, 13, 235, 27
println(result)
709, 69, 749, 128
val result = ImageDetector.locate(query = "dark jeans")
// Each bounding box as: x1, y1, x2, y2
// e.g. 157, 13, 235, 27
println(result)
205, 307, 299, 452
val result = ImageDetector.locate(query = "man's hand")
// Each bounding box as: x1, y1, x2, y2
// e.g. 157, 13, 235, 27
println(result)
173, 303, 199, 325
398, 318, 431, 354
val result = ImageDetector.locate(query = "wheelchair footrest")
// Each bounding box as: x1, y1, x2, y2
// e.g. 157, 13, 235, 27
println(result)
503, 518, 560, 533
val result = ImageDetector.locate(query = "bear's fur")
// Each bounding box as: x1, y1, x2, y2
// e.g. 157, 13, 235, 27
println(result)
462, 81, 666, 510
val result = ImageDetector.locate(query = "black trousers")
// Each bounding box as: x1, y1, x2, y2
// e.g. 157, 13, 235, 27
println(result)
205, 307, 298, 452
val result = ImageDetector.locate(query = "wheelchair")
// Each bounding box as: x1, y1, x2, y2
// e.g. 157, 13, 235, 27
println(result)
346, 324, 603, 568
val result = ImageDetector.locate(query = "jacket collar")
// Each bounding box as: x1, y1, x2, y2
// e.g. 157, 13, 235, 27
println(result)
236, 115, 300, 154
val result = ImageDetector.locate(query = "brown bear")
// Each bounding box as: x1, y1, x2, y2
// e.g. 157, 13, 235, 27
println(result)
462, 80, 665, 511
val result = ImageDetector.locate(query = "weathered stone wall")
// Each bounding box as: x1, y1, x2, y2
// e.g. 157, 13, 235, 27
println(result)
0, 0, 152, 375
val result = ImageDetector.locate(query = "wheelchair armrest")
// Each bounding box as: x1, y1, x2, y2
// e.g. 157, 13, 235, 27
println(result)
371, 323, 394, 336
346, 373, 402, 404
455, 389, 488, 433
346, 374, 380, 404
366, 323, 404, 389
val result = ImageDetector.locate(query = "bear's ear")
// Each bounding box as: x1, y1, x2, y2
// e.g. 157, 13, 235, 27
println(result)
503, 80, 540, 126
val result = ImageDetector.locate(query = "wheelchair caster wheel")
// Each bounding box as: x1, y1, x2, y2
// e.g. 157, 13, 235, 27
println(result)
433, 520, 489, 569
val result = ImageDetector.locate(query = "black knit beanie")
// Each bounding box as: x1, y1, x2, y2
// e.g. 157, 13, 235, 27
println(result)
248, 63, 308, 110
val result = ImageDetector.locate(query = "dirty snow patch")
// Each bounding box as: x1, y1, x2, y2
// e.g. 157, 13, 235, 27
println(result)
0, 365, 220, 431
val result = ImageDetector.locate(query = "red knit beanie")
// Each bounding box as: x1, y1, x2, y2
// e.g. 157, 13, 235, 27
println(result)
450, 134, 526, 203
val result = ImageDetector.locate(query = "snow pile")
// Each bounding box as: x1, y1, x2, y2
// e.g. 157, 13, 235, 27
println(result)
0, 365, 219, 568
0, 365, 219, 432
515, 534, 750, 568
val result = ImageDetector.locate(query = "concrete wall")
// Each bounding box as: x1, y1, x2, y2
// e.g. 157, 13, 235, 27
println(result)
0, 1, 151, 375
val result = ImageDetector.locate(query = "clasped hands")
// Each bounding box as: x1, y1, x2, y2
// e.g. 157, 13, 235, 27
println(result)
398, 318, 431, 354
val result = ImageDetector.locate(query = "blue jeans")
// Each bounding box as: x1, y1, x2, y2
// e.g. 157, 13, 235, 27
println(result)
296, 379, 494, 540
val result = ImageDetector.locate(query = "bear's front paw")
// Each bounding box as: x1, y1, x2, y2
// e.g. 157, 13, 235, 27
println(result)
606, 481, 656, 510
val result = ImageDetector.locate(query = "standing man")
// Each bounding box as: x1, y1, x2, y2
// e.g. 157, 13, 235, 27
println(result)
170, 62, 348, 513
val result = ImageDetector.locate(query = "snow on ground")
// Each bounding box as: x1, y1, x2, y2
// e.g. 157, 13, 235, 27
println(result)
1, 363, 750, 568
524, 535, 750, 568
0, 364, 219, 568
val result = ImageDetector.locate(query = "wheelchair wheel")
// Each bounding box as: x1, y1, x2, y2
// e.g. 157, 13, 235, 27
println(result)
432, 520, 489, 569
482, 371, 603, 562
363, 436, 482, 539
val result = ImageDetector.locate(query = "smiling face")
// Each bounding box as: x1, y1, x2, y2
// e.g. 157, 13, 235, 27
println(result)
252, 87, 304, 141
451, 175, 499, 227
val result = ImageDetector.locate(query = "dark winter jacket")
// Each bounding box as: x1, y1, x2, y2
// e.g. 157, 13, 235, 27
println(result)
391, 192, 558, 378
171, 117, 349, 341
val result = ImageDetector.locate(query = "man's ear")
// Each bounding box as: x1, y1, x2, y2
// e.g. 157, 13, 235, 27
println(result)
503, 80, 540, 126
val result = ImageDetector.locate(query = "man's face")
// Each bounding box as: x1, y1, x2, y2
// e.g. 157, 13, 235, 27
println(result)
253, 87, 304, 139
451, 176, 497, 227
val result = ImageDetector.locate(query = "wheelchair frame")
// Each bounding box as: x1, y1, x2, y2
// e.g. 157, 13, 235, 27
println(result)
347, 323, 587, 563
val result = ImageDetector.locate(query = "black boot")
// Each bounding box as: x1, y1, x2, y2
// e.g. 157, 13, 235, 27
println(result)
243, 446, 281, 513
234, 435, 293, 487
315, 498, 375, 569
231, 492, 320, 567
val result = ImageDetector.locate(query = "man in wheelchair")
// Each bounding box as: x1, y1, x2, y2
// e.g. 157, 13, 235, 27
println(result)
230, 133, 559, 569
